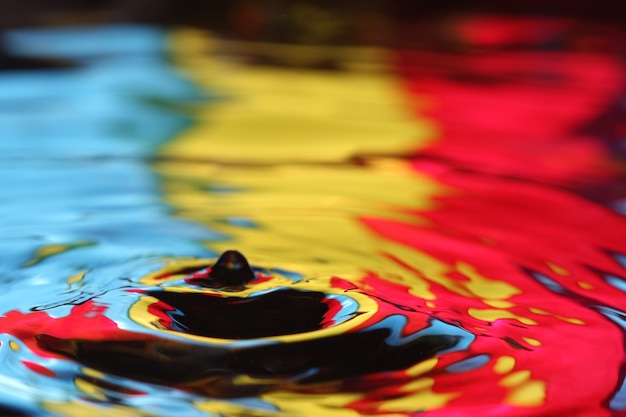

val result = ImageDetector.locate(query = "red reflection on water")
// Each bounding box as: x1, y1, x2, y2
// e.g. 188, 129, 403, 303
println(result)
397, 47, 624, 185
0, 300, 147, 359
355, 15, 626, 416
21, 360, 56, 378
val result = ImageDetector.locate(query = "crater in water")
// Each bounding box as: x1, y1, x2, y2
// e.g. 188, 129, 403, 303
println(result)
147, 288, 332, 339
33, 251, 465, 397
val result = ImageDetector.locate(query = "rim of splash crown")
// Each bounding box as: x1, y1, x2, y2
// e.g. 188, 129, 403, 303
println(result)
129, 257, 380, 347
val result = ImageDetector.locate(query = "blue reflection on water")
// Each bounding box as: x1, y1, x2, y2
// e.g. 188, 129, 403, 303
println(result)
0, 25, 225, 414
1, 26, 206, 159
0, 25, 225, 269
0, 25, 221, 273
445, 354, 490, 373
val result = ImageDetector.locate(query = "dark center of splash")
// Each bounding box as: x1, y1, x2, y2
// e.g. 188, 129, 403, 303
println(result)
148, 289, 329, 339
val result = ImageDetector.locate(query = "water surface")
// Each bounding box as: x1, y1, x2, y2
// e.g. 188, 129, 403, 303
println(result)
1, 19, 626, 417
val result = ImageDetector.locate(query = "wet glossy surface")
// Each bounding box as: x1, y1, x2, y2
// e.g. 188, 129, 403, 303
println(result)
1, 17, 626, 417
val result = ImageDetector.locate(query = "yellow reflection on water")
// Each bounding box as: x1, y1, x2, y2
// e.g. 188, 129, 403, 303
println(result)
147, 28, 532, 417
22, 241, 94, 267
196, 392, 368, 417
155, 158, 447, 279
164, 29, 436, 164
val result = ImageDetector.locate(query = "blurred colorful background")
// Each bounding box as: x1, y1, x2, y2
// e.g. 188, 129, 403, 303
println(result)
1, 2, 626, 417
